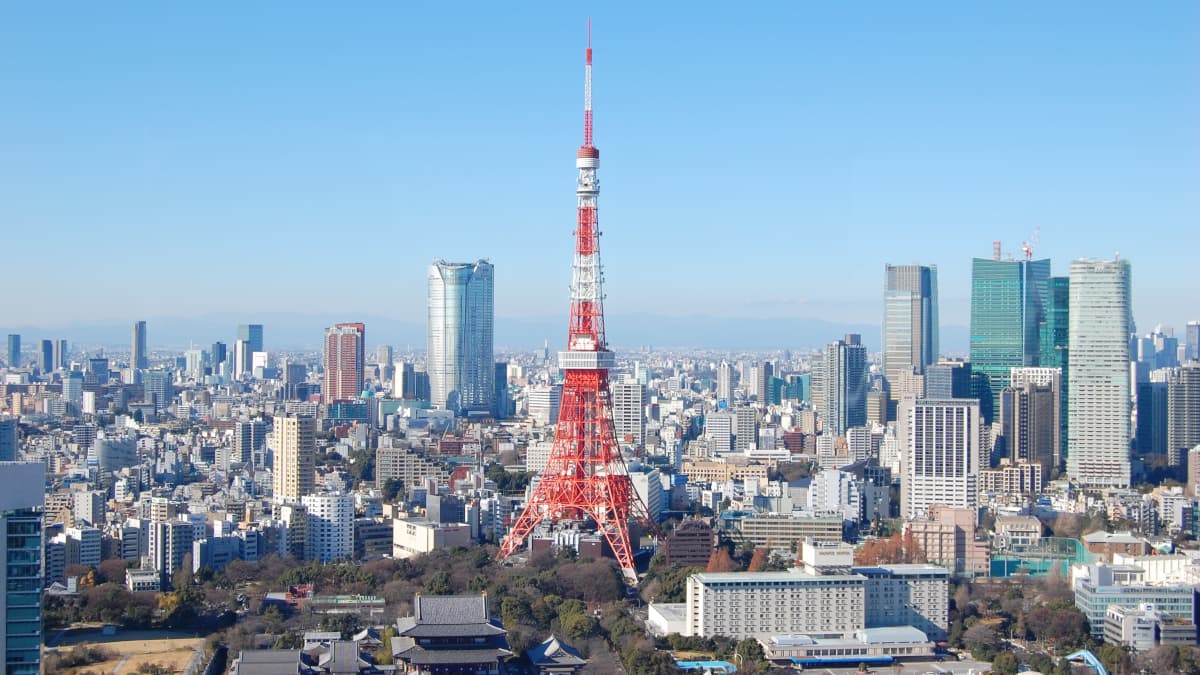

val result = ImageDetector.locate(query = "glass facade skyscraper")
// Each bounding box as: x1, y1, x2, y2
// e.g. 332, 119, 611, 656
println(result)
237, 324, 264, 355
882, 264, 939, 410
1040, 276, 1070, 461
1, 462, 44, 675
969, 257, 1050, 423
428, 260, 494, 414
1066, 258, 1132, 488
5, 335, 18, 369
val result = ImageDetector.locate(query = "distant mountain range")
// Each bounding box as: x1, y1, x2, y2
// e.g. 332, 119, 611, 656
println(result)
0, 312, 969, 354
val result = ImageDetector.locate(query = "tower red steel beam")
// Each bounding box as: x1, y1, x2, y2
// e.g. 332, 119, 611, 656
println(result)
498, 22, 657, 584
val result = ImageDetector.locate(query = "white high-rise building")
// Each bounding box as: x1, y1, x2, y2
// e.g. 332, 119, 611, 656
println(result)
301, 493, 354, 562
612, 380, 645, 447
427, 260, 494, 414
0, 462, 45, 675
705, 412, 734, 455
527, 384, 562, 427
899, 399, 981, 519
716, 361, 734, 404
1067, 258, 1132, 488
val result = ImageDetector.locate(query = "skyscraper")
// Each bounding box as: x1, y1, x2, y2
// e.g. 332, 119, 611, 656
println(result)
1187, 321, 1200, 362
272, 414, 316, 502
899, 399, 981, 519
38, 340, 53, 373
613, 380, 645, 447
52, 339, 67, 372
0, 461, 44, 675
1040, 276, 1070, 460
969, 257, 1051, 423
210, 341, 227, 374
1066, 258, 1132, 488
716, 361, 734, 404
1167, 364, 1200, 467
131, 320, 148, 370
0, 418, 16, 462
1136, 379, 1168, 457
5, 334, 18, 368
882, 264, 939, 409
427, 259, 495, 414
815, 334, 867, 436
323, 323, 366, 404
1002, 367, 1061, 476
238, 324, 264, 355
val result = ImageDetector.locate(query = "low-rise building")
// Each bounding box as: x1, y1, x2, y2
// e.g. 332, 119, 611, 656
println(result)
392, 517, 471, 559
1074, 564, 1196, 639
1104, 604, 1197, 651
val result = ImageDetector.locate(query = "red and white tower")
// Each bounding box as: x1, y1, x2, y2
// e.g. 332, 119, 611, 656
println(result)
498, 23, 654, 583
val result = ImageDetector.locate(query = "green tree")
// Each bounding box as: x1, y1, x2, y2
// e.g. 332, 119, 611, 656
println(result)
992, 651, 1020, 675
381, 478, 404, 502
425, 570, 451, 595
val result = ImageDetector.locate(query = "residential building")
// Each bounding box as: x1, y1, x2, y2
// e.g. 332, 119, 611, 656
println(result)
1167, 365, 1200, 467
612, 380, 644, 447
148, 519, 194, 587
376, 439, 449, 488
1067, 258, 1133, 488
323, 323, 366, 404
272, 414, 316, 502
899, 399, 981, 519
428, 259, 495, 414
815, 334, 867, 436
301, 494, 354, 563
1001, 367, 1061, 475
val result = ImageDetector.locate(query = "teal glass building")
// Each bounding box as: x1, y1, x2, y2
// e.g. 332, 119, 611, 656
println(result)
969, 257, 1051, 423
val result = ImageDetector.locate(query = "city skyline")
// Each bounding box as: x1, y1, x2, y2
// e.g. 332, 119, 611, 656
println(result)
0, 4, 1196, 334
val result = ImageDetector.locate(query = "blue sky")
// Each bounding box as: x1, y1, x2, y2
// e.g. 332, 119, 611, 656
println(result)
1, 2, 1197, 337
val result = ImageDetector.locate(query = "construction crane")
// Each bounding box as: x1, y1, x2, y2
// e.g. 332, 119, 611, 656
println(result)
1021, 226, 1041, 260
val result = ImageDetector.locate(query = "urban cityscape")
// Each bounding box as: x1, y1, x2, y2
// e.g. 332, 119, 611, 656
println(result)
1, 5, 1198, 675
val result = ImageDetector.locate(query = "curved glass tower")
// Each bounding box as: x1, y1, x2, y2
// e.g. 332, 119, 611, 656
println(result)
427, 260, 494, 414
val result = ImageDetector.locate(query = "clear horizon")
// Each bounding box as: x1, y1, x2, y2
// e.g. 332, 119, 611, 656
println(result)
1, 3, 1196, 333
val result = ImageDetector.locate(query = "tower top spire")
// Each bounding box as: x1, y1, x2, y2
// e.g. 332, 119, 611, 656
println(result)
583, 18, 593, 149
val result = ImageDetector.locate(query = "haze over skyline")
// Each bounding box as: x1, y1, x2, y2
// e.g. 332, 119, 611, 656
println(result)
2, 3, 1197, 342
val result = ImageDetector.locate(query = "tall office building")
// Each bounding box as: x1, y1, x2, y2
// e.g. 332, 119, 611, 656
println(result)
322, 323, 366, 404
494, 362, 510, 419
1167, 365, 1200, 467
0, 418, 16, 462
527, 384, 563, 426
969, 257, 1051, 423
925, 361, 972, 399
271, 414, 316, 502
234, 420, 268, 466
131, 320, 148, 370
237, 324, 264, 355
899, 399, 981, 519
1001, 368, 1061, 475
143, 370, 174, 413
613, 380, 645, 447
427, 260, 495, 414
233, 339, 252, 379
1187, 321, 1200, 362
38, 340, 53, 373
210, 341, 227, 374
1040, 276, 1070, 461
716, 361, 734, 404
882, 264, 939, 406
0, 461, 44, 675
52, 339, 67, 372
1137, 379, 1168, 457
5, 335, 18, 368
815, 334, 867, 436
1066, 258, 1132, 488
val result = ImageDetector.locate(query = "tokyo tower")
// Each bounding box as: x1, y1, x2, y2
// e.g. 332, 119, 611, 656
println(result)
497, 22, 655, 584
